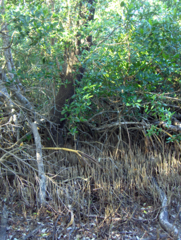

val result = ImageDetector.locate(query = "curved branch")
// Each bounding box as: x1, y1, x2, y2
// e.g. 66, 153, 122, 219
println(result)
153, 119, 181, 133
152, 177, 181, 239
86, 120, 150, 131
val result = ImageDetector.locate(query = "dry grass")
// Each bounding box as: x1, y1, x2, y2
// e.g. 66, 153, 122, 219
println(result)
1, 138, 181, 226
1, 110, 181, 239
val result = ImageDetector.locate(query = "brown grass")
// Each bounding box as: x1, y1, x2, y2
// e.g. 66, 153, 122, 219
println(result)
1, 138, 181, 228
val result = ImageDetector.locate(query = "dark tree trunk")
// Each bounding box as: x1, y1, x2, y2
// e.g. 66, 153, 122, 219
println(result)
49, 0, 95, 146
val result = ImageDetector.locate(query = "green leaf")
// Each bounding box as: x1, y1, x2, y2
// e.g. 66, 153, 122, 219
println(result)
149, 18, 152, 26
120, 1, 125, 7
140, 28, 144, 35
129, 3, 134, 10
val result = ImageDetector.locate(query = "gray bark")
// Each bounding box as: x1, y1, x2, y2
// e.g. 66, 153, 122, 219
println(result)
31, 122, 46, 206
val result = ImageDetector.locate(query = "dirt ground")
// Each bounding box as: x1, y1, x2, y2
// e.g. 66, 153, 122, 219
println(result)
0, 188, 177, 240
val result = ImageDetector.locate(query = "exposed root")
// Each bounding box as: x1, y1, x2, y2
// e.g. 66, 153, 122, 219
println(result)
152, 177, 181, 240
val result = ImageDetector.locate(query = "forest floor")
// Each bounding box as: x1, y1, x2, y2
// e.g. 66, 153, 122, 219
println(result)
1, 142, 181, 240
0, 188, 176, 240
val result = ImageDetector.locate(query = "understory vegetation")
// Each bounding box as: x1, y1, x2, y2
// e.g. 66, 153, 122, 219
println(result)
0, 0, 181, 239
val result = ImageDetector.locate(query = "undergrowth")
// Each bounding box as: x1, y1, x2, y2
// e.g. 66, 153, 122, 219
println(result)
1, 134, 181, 227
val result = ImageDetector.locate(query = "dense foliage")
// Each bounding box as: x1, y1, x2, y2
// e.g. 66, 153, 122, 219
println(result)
1, 2, 181, 238
2, 0, 181, 139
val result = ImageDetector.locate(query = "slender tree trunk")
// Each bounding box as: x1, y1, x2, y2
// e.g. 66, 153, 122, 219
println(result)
31, 122, 46, 206
0, 0, 46, 206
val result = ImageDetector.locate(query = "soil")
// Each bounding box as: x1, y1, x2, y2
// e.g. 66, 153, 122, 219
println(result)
0, 191, 175, 240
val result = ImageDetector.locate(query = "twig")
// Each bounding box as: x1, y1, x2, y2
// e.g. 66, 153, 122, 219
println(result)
23, 226, 42, 240
52, 215, 61, 240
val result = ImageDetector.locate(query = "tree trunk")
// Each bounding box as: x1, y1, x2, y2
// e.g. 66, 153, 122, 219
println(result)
49, 0, 95, 146
50, 51, 78, 126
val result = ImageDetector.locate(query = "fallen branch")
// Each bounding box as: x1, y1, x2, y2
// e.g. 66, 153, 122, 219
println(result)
42, 147, 102, 169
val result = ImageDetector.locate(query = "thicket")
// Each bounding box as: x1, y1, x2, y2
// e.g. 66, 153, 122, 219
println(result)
2, 0, 180, 138
0, 0, 181, 238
